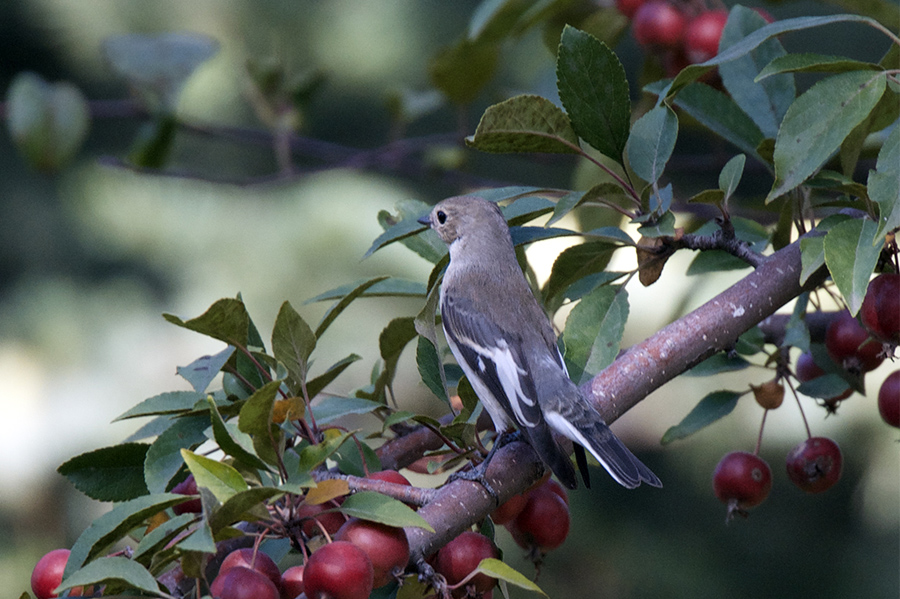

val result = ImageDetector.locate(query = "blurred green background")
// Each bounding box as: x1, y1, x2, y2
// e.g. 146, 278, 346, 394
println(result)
1, 1, 897, 597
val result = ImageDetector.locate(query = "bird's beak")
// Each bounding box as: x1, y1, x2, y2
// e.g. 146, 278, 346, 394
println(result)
417, 214, 432, 227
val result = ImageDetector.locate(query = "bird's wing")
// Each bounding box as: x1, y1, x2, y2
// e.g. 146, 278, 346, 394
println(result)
441, 293, 543, 430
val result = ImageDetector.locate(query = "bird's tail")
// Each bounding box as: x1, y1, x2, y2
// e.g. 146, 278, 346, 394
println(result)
540, 387, 662, 489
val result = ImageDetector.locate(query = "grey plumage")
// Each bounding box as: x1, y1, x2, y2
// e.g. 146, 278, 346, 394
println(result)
419, 195, 661, 490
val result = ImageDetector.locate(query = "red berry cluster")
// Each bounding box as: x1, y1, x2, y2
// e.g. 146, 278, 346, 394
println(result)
796, 274, 898, 416
32, 470, 416, 599
616, 0, 773, 77
713, 271, 899, 522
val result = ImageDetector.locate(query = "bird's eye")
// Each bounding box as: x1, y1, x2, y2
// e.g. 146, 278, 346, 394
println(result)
436, 210, 447, 224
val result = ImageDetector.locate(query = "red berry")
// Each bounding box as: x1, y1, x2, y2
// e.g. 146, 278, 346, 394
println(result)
712, 451, 772, 520
334, 518, 410, 588
297, 500, 347, 537
31, 549, 85, 599
366, 469, 412, 486
280, 565, 304, 599
541, 478, 569, 506
826, 310, 884, 373
491, 493, 527, 525
508, 485, 570, 552
210, 566, 280, 599
795, 351, 852, 401
785, 437, 842, 494
632, 1, 686, 49
218, 548, 283, 593
434, 531, 499, 597
172, 474, 202, 515
303, 541, 374, 599
615, 0, 646, 19
861, 274, 900, 344
878, 371, 900, 428
684, 10, 728, 63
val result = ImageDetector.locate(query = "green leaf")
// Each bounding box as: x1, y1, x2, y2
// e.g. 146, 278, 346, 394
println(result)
306, 278, 427, 303
466, 94, 581, 154
685, 353, 750, 376
59, 556, 163, 596
114, 390, 206, 421
824, 217, 882, 315
625, 105, 678, 185
272, 301, 316, 387
238, 379, 284, 466
476, 558, 547, 595
666, 14, 884, 98
57, 443, 149, 502
365, 210, 432, 259
373, 317, 419, 404
563, 286, 628, 385
177, 346, 234, 393
316, 276, 389, 338
719, 6, 795, 139
208, 487, 284, 532
542, 241, 618, 308
416, 335, 448, 403
636, 210, 677, 238
207, 396, 272, 472
378, 200, 448, 264
767, 71, 886, 202
783, 293, 811, 353
661, 390, 742, 444
310, 396, 383, 424
307, 353, 363, 399
757, 53, 883, 80
796, 374, 852, 400
132, 513, 196, 564
333, 439, 381, 477
177, 515, 217, 554
869, 124, 900, 241
181, 449, 248, 503
66, 494, 187, 575
298, 429, 354, 471
339, 491, 435, 531
163, 298, 250, 347
719, 154, 746, 202
143, 414, 209, 494
652, 81, 764, 161
556, 25, 630, 160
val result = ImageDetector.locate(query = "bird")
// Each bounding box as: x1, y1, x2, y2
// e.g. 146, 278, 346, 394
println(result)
418, 195, 661, 490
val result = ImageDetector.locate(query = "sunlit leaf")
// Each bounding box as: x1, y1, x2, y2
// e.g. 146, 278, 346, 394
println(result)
59, 556, 163, 597
339, 491, 434, 531
767, 71, 886, 202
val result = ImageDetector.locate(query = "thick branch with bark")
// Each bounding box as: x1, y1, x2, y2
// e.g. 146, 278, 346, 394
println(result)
401, 235, 829, 563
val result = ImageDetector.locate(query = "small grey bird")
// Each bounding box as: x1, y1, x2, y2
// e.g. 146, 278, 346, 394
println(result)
419, 195, 661, 490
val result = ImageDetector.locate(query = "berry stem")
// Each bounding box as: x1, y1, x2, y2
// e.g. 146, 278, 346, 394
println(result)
754, 409, 767, 455
785, 375, 813, 439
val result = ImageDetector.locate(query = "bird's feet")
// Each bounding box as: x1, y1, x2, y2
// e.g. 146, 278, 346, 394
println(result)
448, 430, 523, 504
